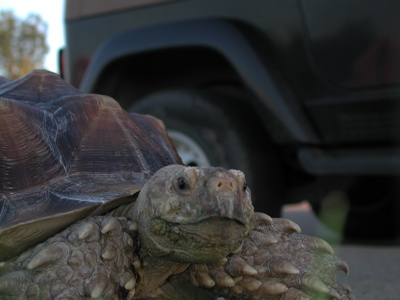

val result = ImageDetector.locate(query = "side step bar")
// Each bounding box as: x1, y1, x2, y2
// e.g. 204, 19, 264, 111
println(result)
298, 148, 400, 175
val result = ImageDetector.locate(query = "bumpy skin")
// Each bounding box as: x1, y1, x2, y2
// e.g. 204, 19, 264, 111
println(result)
180, 213, 353, 300
0, 216, 138, 299
0, 215, 353, 300
0, 166, 353, 299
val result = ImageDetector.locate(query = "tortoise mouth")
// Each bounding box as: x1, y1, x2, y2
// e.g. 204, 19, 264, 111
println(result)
169, 217, 250, 258
148, 217, 250, 262
175, 217, 249, 244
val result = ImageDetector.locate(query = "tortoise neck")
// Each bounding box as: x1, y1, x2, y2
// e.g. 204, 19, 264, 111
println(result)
107, 198, 137, 221
135, 247, 190, 298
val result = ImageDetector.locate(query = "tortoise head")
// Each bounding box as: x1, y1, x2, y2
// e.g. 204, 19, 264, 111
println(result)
133, 165, 254, 263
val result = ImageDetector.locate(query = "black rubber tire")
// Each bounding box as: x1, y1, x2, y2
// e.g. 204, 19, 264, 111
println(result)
130, 89, 283, 216
314, 176, 400, 240
344, 176, 399, 240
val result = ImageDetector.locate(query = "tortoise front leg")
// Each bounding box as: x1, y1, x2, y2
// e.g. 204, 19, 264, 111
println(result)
0, 216, 139, 300
177, 213, 354, 300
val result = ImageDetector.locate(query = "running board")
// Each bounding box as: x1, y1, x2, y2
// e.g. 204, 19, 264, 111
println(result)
298, 148, 400, 175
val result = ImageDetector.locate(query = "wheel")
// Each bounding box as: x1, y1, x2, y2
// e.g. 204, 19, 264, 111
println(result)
130, 89, 283, 215
166, 129, 211, 167
314, 176, 400, 240
344, 176, 399, 240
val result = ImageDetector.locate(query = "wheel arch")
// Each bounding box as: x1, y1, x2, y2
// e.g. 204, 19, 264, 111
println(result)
80, 19, 318, 144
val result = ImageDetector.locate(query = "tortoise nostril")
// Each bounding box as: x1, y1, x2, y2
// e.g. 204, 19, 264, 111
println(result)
215, 180, 235, 190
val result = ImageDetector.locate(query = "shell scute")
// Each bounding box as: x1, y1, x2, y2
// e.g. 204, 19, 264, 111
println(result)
0, 70, 182, 260
0, 97, 64, 194
0, 69, 80, 105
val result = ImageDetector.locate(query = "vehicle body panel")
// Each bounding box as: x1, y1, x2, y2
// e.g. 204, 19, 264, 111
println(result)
64, 0, 400, 174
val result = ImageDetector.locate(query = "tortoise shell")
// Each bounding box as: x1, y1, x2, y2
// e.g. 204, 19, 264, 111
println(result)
0, 70, 182, 260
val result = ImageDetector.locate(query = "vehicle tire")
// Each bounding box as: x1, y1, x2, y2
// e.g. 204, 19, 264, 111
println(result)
315, 176, 400, 240
343, 176, 399, 240
130, 89, 283, 216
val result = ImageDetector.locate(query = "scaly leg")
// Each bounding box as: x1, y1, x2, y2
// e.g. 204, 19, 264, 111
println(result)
179, 213, 355, 300
0, 216, 139, 299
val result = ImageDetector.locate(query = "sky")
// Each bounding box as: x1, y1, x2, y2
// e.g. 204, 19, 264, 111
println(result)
0, 0, 65, 74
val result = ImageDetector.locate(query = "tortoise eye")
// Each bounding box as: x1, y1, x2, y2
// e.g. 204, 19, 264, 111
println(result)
174, 176, 191, 195
243, 182, 248, 192
177, 177, 187, 190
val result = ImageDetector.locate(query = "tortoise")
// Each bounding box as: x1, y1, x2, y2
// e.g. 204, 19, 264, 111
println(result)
0, 70, 354, 299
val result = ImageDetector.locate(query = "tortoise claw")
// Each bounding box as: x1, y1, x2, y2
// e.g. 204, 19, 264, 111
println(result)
272, 218, 301, 234
27, 243, 68, 270
259, 280, 288, 295
335, 257, 350, 275
269, 256, 300, 276
300, 272, 330, 294
225, 256, 258, 276
69, 221, 99, 242
101, 217, 122, 234
253, 212, 273, 225
86, 266, 108, 298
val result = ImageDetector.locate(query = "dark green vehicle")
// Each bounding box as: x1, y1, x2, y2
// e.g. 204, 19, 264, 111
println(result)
62, 0, 400, 239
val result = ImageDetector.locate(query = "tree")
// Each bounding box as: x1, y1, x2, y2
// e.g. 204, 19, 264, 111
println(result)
0, 10, 49, 80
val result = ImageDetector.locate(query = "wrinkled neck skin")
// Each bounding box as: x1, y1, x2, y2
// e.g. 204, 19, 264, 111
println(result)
130, 181, 191, 298
111, 199, 190, 299
135, 247, 190, 298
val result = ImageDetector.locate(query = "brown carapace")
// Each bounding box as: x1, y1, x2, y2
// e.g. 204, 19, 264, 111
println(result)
0, 70, 181, 260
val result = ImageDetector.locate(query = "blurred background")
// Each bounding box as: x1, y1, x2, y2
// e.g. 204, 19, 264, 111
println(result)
0, 0, 64, 77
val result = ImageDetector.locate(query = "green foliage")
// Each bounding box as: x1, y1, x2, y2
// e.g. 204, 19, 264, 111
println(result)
0, 10, 49, 79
